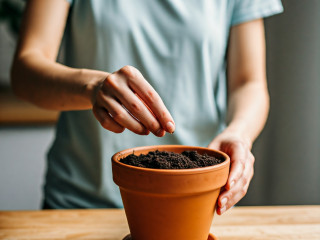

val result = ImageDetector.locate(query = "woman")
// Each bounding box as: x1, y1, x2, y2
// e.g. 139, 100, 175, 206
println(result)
11, 0, 283, 214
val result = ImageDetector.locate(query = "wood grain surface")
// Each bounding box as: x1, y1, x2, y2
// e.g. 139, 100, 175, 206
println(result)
0, 206, 319, 240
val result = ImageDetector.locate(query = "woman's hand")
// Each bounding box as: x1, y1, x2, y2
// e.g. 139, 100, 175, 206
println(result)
92, 65, 175, 136
208, 131, 254, 215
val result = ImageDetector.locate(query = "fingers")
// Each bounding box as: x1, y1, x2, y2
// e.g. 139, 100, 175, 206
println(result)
224, 142, 247, 190
111, 85, 165, 136
92, 105, 125, 134
99, 94, 150, 135
216, 147, 255, 215
123, 66, 175, 133
92, 65, 174, 136
208, 133, 255, 215
217, 162, 253, 215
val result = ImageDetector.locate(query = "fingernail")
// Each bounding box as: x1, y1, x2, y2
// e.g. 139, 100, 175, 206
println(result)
220, 206, 226, 214
166, 122, 175, 133
220, 198, 227, 207
230, 181, 235, 189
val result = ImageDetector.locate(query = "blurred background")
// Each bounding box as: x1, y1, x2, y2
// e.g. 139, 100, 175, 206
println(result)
0, 0, 319, 210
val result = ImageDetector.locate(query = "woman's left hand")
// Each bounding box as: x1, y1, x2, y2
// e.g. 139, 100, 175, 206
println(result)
208, 131, 255, 215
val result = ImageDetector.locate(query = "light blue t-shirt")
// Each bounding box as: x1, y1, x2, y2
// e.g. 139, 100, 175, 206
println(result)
45, 0, 283, 208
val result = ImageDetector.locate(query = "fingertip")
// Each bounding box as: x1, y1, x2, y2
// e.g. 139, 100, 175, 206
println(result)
159, 130, 166, 137
216, 207, 222, 215
137, 127, 150, 135
143, 129, 150, 135
216, 210, 221, 216
155, 129, 166, 137
219, 206, 227, 215
166, 121, 175, 134
115, 127, 126, 134
132, 126, 151, 136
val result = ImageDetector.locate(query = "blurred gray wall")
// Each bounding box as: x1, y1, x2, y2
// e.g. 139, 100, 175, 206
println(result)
0, 0, 319, 210
0, 127, 54, 210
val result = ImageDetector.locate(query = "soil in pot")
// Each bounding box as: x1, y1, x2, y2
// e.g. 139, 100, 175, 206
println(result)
119, 150, 224, 169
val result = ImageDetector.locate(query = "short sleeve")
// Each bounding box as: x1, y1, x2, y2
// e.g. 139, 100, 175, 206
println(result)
65, 0, 73, 5
231, 0, 283, 26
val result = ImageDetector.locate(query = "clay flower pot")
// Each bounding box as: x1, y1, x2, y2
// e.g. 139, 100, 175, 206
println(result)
112, 145, 230, 240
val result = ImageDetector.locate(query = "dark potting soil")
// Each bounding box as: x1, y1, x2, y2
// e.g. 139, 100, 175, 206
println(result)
119, 150, 224, 169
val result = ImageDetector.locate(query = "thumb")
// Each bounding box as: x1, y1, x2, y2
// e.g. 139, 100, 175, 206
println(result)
207, 138, 221, 150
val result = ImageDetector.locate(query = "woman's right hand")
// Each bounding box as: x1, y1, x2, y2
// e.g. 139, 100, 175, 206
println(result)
92, 65, 175, 137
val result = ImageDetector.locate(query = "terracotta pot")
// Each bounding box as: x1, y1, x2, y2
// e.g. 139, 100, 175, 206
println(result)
112, 145, 230, 240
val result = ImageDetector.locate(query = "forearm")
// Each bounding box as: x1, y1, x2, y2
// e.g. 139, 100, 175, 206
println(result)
11, 51, 108, 110
224, 80, 269, 147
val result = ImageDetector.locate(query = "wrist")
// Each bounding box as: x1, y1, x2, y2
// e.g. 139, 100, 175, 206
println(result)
78, 68, 109, 107
223, 121, 253, 149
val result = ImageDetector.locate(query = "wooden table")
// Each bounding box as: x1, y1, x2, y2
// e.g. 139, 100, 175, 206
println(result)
0, 206, 319, 240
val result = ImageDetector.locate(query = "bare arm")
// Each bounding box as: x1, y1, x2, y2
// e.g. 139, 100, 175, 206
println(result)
11, 0, 175, 136
208, 19, 269, 214
225, 18, 269, 144
11, 0, 101, 110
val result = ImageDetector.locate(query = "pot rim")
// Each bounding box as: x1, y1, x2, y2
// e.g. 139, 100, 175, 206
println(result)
112, 145, 230, 175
